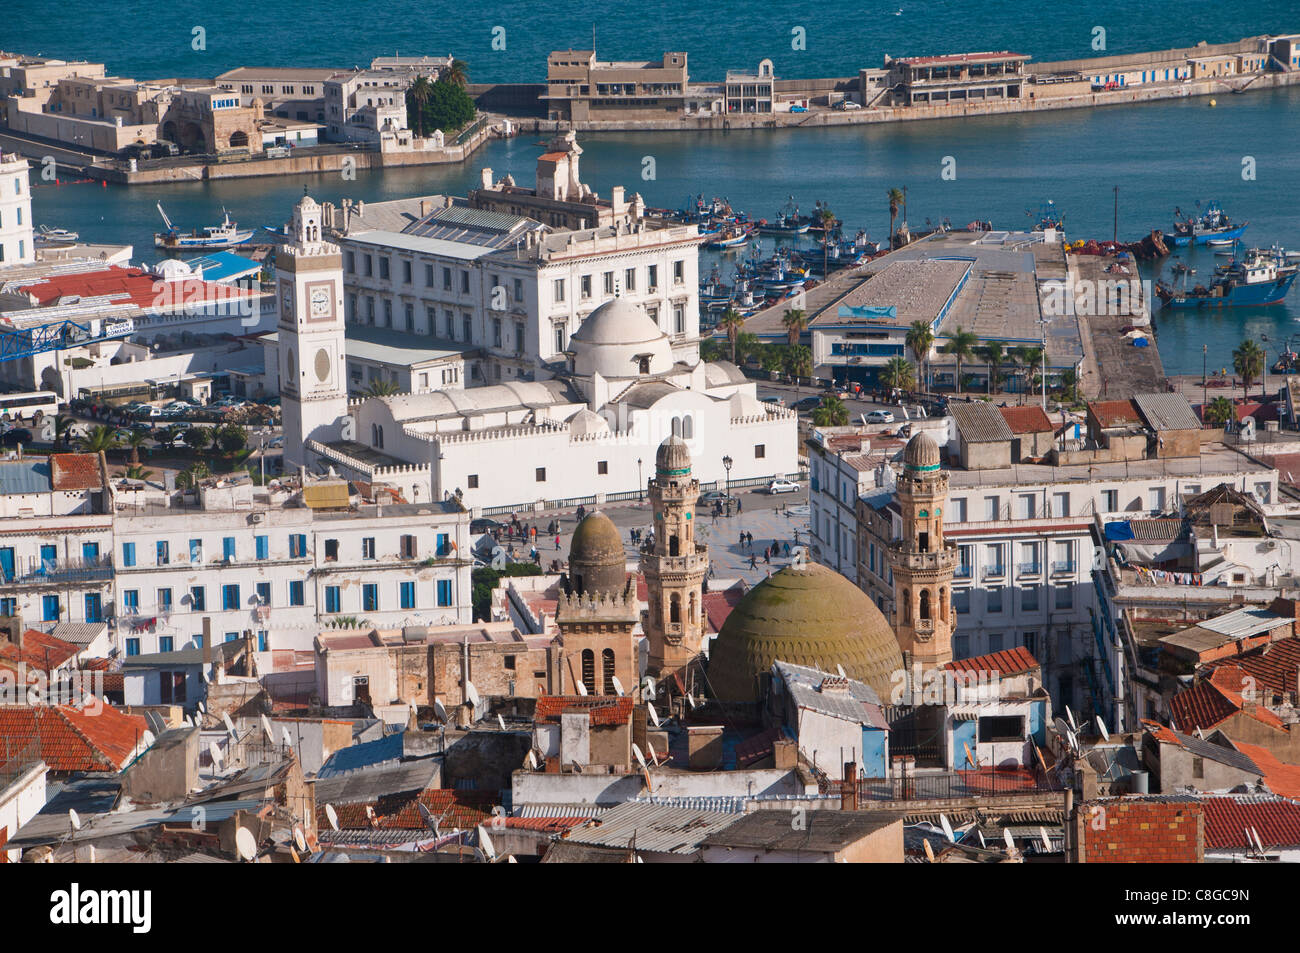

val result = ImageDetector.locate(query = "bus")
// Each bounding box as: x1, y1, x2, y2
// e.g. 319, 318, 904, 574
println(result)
0, 390, 59, 424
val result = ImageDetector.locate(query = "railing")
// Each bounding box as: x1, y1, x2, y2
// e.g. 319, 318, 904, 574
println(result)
981, 566, 1005, 580
9, 555, 114, 585
1052, 561, 1077, 574
1017, 562, 1042, 575
841, 769, 1063, 802
954, 566, 972, 579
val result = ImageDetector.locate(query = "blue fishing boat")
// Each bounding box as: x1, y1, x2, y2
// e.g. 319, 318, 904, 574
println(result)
1168, 201, 1248, 247
1156, 248, 1297, 308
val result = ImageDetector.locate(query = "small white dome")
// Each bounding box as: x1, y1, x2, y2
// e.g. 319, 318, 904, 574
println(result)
570, 298, 673, 379
567, 407, 610, 436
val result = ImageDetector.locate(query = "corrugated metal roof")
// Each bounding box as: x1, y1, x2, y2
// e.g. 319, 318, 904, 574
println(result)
774, 660, 887, 726
949, 402, 1014, 443
564, 801, 740, 854
312, 759, 439, 805
1134, 392, 1201, 432
302, 481, 351, 509
0, 461, 50, 495
1199, 607, 1292, 639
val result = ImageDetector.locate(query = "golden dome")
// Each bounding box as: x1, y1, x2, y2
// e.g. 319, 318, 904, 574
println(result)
903, 431, 941, 472
568, 510, 626, 597
708, 563, 903, 705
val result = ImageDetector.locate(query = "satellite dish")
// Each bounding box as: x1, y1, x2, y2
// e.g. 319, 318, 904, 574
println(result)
647, 741, 659, 766
418, 802, 437, 833
574, 679, 588, 697
465, 681, 480, 707
836, 664, 846, 678
292, 826, 307, 852
282, 727, 294, 749
183, 715, 192, 727
434, 698, 448, 723
686, 693, 698, 710
1096, 715, 1110, 742
325, 803, 339, 832
1039, 827, 1052, 851
611, 675, 625, 697
939, 814, 955, 843
642, 676, 656, 701
477, 825, 496, 861
963, 741, 977, 769
1252, 827, 1265, 854
201, 669, 210, 684
632, 743, 648, 771
197, 701, 205, 714
261, 715, 275, 744
222, 711, 236, 736
506, 855, 517, 863
208, 741, 223, 770
234, 826, 257, 862
1003, 828, 1015, 850
526, 749, 538, 770
1065, 706, 1078, 733
647, 705, 660, 728
922, 838, 936, 863
68, 809, 81, 831
497, 714, 507, 731
976, 829, 986, 849
87, 845, 95, 863
365, 805, 376, 821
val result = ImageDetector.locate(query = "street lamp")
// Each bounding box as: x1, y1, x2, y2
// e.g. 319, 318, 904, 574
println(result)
722, 454, 733, 516
1261, 334, 1270, 399
637, 458, 643, 501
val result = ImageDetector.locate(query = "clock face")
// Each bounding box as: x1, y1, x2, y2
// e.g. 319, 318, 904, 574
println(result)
309, 284, 333, 320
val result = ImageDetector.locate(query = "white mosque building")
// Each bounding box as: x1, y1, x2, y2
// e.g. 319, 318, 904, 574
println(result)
276, 195, 798, 512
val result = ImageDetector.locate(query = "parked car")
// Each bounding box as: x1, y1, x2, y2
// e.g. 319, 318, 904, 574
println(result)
789, 105, 808, 113
760, 396, 784, 406
699, 491, 738, 506
767, 479, 800, 495
0, 428, 32, 447
834, 100, 862, 110
471, 518, 506, 536
865, 410, 895, 423
794, 395, 823, 412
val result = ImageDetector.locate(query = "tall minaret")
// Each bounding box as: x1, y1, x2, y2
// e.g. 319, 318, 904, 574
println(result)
889, 432, 958, 669
641, 435, 709, 682
277, 194, 348, 473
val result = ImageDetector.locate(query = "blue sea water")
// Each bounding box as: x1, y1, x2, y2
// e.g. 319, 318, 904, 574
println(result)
8, 1, 1300, 373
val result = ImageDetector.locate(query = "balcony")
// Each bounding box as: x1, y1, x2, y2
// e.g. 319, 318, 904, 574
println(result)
1017, 562, 1042, 576
8, 555, 114, 586
981, 566, 1006, 580
1052, 561, 1077, 575
954, 565, 972, 579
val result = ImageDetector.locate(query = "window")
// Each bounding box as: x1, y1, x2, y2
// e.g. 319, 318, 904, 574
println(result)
362, 584, 379, 612
984, 496, 1000, 521
467, 474, 479, 489
40, 594, 60, 622
437, 579, 452, 607
954, 634, 970, 658
122, 542, 136, 567
514, 278, 523, 301
1052, 492, 1070, 517
436, 533, 450, 556
1018, 494, 1036, 519
379, 257, 390, 279
1148, 486, 1166, 512
581, 274, 592, 298
979, 715, 1024, 743
647, 264, 658, 290
403, 260, 412, 284
442, 267, 452, 291
425, 263, 435, 286
222, 537, 236, 562
156, 540, 170, 565
400, 581, 416, 609
190, 539, 202, 563
461, 271, 470, 293
624, 268, 636, 292
256, 582, 271, 607
553, 278, 565, 302
674, 304, 685, 334
157, 588, 173, 612
603, 271, 614, 294
984, 543, 1004, 577
324, 539, 339, 561
492, 318, 502, 348
160, 636, 174, 653
324, 586, 341, 614
0, 598, 14, 616
400, 535, 418, 559
987, 632, 1004, 653
673, 260, 684, 283
126, 638, 140, 657
190, 586, 205, 612
222, 584, 240, 611
1022, 586, 1039, 611
123, 590, 140, 612
755, 445, 765, 459
362, 537, 376, 560
290, 534, 307, 558
597, 460, 609, 475
255, 535, 269, 560
1056, 585, 1073, 609
84, 593, 102, 623
1053, 540, 1074, 573
536, 467, 546, 482
1101, 489, 1118, 512
987, 586, 1003, 613
1192, 757, 1204, 779
289, 580, 305, 606
953, 589, 971, 614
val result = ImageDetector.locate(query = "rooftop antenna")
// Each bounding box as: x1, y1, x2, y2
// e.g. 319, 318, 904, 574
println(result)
282, 727, 294, 749
69, 809, 81, 833
292, 826, 307, 853
1039, 827, 1052, 852
632, 743, 648, 772
325, 803, 339, 832
197, 701, 205, 714
642, 676, 657, 701
464, 680, 480, 708
496, 713, 507, 731
234, 826, 257, 862
417, 802, 440, 837
526, 749, 538, 770
647, 741, 660, 766
976, 828, 987, 849
1003, 828, 1015, 851
477, 824, 497, 862
1252, 827, 1266, 855
434, 698, 448, 723
611, 675, 626, 697
1065, 706, 1078, 733
221, 711, 236, 737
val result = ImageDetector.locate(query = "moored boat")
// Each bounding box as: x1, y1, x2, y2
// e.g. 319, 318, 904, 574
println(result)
155, 203, 254, 251
1168, 201, 1248, 247
1155, 248, 1297, 308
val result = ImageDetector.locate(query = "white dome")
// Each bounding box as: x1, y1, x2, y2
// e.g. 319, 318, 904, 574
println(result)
571, 297, 673, 379
567, 407, 610, 436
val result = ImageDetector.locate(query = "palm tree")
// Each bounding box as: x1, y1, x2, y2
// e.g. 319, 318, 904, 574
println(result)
118, 465, 153, 482
977, 340, 1007, 395
718, 308, 746, 363
781, 308, 807, 348
408, 75, 433, 137
784, 345, 812, 399
905, 320, 934, 393
818, 207, 836, 277
1058, 367, 1080, 405
124, 429, 150, 466
887, 188, 904, 250
735, 332, 760, 365
363, 379, 401, 398
883, 356, 915, 395
444, 59, 469, 88
52, 414, 75, 450
1204, 396, 1234, 428
77, 424, 118, 455
1011, 346, 1044, 403
812, 395, 849, 428
941, 326, 978, 396
1233, 338, 1265, 399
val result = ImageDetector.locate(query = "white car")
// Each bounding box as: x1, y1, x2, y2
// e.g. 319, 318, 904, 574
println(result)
835, 100, 862, 110
865, 410, 895, 423
767, 479, 801, 495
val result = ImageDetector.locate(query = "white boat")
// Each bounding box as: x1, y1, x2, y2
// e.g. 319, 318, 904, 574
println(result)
154, 203, 254, 251
36, 224, 79, 245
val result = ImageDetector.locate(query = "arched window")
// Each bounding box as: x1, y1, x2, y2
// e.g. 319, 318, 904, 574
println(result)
581, 649, 596, 696
669, 534, 680, 557
671, 416, 681, 436
681, 416, 694, 439
903, 590, 911, 623
920, 589, 931, 621
670, 593, 681, 624
602, 648, 616, 695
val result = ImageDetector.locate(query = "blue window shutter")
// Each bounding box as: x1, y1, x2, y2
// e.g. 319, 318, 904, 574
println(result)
123, 542, 136, 567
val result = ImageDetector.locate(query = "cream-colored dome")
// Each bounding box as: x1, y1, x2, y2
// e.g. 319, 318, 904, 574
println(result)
570, 297, 673, 379
655, 434, 691, 476
903, 431, 941, 472
567, 408, 610, 436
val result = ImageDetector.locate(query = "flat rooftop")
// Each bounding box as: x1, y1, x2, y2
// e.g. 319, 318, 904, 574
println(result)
946, 442, 1269, 488
811, 258, 971, 330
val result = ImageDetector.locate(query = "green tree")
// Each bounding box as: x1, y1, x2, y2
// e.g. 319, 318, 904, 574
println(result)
784, 345, 812, 398
471, 562, 542, 622
52, 414, 75, 450
735, 332, 761, 365
818, 207, 836, 277
123, 429, 150, 466
409, 79, 475, 134
184, 426, 214, 452
699, 337, 726, 362
1011, 346, 1044, 402
364, 379, 401, 398
977, 340, 1007, 395
812, 395, 849, 428
1057, 367, 1080, 405
77, 424, 118, 455
118, 464, 153, 482
407, 75, 433, 136
443, 59, 469, 88
1233, 338, 1265, 398
883, 356, 915, 394
905, 320, 934, 392
216, 424, 247, 455
1204, 396, 1234, 428
718, 308, 746, 364
782, 308, 807, 348
887, 188, 904, 250
941, 325, 978, 396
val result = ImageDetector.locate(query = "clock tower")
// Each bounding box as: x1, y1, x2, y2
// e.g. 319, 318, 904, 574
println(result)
277, 194, 348, 473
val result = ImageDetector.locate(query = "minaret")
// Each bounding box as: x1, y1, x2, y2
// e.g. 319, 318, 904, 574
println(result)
889, 432, 958, 669
554, 510, 639, 700
641, 435, 708, 680
277, 193, 348, 473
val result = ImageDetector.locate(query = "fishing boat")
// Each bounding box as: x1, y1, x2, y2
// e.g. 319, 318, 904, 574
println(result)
1272, 348, 1300, 375
1168, 201, 1248, 247
36, 224, 80, 245
154, 203, 254, 251
1155, 248, 1297, 308
757, 198, 812, 237
705, 224, 754, 250
1028, 201, 1065, 232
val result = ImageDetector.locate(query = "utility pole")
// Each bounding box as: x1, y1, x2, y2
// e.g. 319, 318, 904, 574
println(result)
1113, 186, 1119, 245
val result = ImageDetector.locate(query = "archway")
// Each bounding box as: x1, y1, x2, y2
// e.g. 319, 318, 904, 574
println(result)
229, 130, 249, 149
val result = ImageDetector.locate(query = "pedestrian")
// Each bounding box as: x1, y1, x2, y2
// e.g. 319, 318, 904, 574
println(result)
784, 541, 791, 557
749, 554, 758, 570
794, 529, 800, 545
763, 547, 771, 564
555, 534, 561, 550
738, 531, 745, 548
736, 498, 742, 514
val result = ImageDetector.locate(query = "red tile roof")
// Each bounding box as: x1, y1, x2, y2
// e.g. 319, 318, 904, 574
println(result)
945, 646, 1039, 678
1081, 799, 1203, 863
16, 266, 253, 310
1089, 399, 1142, 428
534, 695, 634, 726
319, 788, 495, 831
998, 405, 1053, 434
1201, 797, 1300, 850
1169, 673, 1286, 734
1202, 638, 1300, 700
702, 583, 746, 634
1227, 742, 1300, 799
0, 630, 81, 671
49, 453, 103, 491
502, 816, 589, 833
1140, 719, 1179, 746
0, 704, 147, 772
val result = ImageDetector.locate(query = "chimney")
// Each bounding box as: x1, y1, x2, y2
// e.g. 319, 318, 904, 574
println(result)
420, 199, 432, 217
841, 761, 858, 811
479, 167, 493, 189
